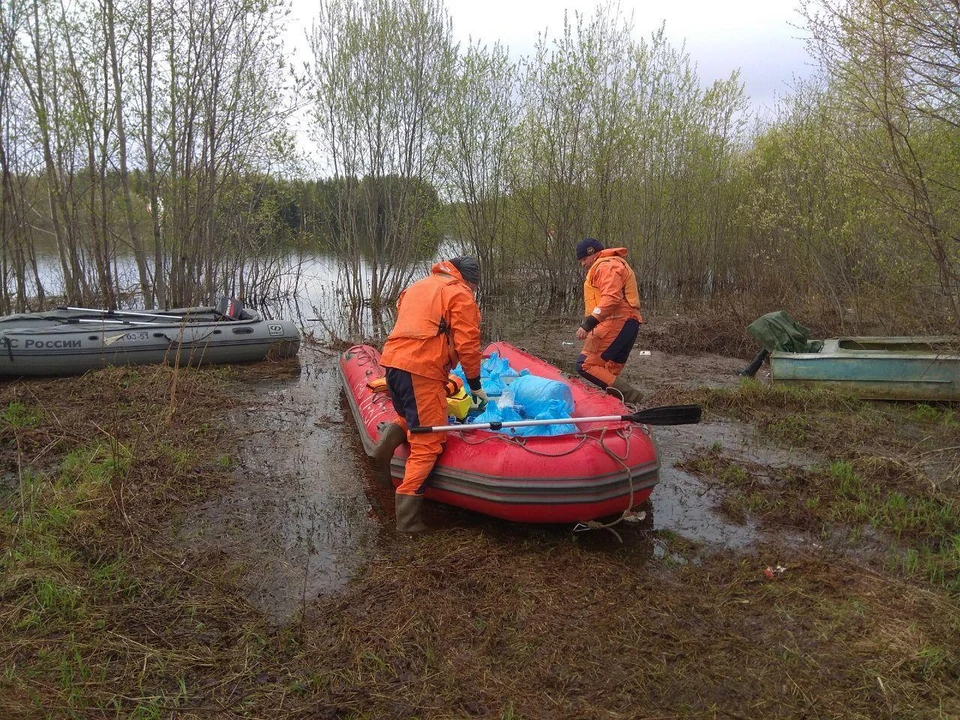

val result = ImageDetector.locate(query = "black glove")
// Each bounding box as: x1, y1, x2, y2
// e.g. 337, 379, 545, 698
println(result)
579, 315, 599, 333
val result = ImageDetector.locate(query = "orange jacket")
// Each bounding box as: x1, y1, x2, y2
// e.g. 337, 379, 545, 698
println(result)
583, 248, 643, 324
380, 261, 483, 382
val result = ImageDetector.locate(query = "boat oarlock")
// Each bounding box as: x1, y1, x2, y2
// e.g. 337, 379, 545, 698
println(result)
411, 404, 702, 434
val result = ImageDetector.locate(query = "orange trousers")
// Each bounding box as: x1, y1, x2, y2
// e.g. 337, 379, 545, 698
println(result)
384, 368, 448, 496
576, 317, 641, 388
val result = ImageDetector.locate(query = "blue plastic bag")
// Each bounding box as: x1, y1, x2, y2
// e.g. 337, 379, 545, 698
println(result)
509, 375, 574, 417
452, 356, 578, 436
483, 352, 520, 385
465, 382, 577, 436
469, 403, 523, 426
468, 402, 575, 436
453, 351, 522, 397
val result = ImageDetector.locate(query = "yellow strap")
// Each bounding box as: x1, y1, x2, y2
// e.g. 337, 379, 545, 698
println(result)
366, 377, 388, 392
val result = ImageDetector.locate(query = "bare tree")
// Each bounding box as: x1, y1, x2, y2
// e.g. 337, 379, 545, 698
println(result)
439, 40, 518, 294
509, 7, 747, 309
104, 0, 153, 306
12, 0, 85, 301
310, 0, 456, 312
513, 8, 619, 308
0, 0, 41, 312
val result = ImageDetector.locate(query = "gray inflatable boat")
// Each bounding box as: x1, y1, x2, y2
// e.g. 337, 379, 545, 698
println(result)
0, 300, 301, 377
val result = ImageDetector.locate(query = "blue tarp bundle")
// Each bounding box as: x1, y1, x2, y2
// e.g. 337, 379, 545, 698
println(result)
452, 354, 577, 436
452, 351, 520, 397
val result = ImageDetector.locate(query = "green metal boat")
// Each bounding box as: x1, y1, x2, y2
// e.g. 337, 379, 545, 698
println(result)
770, 336, 960, 401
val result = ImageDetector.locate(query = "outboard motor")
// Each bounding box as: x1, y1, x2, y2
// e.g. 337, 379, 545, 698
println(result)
739, 310, 823, 376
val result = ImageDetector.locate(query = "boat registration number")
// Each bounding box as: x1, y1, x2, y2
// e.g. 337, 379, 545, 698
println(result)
115, 331, 150, 342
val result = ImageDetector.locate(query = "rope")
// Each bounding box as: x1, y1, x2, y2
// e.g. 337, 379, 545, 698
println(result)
455, 420, 647, 540
572, 425, 646, 542
454, 430, 591, 457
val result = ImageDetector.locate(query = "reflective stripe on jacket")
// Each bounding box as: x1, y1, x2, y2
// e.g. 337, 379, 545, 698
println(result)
583, 248, 643, 324
380, 261, 483, 382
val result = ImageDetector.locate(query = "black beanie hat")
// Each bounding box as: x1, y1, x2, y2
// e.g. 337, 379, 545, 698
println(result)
576, 237, 604, 260
450, 256, 481, 285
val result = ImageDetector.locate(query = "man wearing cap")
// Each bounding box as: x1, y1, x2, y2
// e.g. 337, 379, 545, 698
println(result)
372, 257, 487, 532
574, 238, 645, 404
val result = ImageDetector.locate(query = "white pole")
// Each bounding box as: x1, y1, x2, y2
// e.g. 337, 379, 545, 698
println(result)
414, 414, 623, 433
66, 306, 184, 320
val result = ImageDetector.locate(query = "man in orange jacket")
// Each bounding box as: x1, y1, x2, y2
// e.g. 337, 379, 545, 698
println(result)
574, 238, 645, 404
372, 257, 487, 532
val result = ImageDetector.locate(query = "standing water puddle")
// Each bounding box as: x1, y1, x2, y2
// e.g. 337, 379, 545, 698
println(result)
187, 345, 820, 621
183, 346, 391, 621
654, 421, 820, 551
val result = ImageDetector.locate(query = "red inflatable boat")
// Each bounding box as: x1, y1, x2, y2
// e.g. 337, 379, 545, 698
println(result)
338, 341, 661, 524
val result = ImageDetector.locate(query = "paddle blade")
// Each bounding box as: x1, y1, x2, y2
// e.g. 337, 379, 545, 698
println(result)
628, 404, 701, 426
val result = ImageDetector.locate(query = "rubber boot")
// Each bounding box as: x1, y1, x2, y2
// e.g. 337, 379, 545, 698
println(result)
371, 422, 406, 481
395, 493, 428, 533
607, 375, 645, 405
738, 348, 770, 377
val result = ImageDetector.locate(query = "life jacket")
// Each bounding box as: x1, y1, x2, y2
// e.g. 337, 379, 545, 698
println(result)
583, 248, 642, 322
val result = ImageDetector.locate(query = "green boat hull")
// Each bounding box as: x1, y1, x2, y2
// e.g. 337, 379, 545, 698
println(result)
770, 336, 960, 402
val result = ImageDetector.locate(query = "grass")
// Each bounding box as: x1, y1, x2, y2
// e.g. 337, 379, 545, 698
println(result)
690, 381, 960, 465
677, 382, 960, 597
2, 400, 42, 429
0, 357, 958, 718
0, 365, 260, 717
908, 403, 959, 427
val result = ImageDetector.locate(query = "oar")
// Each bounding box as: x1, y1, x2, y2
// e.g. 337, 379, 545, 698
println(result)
411, 404, 702, 433
65, 306, 184, 321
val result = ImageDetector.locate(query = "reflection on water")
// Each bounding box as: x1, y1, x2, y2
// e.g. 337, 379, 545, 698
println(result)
25, 248, 579, 352
654, 425, 762, 550
275, 253, 558, 347
24, 247, 454, 344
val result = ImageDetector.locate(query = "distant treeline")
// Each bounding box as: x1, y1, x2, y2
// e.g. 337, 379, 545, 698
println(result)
1, 0, 957, 332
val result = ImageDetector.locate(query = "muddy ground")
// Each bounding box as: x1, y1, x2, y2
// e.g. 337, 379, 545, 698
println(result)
1, 316, 958, 719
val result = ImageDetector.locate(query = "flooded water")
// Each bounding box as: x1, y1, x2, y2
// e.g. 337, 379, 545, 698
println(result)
184, 337, 822, 622
183, 345, 389, 620
654, 421, 819, 549
654, 424, 763, 549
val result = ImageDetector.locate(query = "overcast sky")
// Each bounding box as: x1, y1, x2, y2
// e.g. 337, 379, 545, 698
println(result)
443, 0, 814, 110
286, 0, 816, 135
